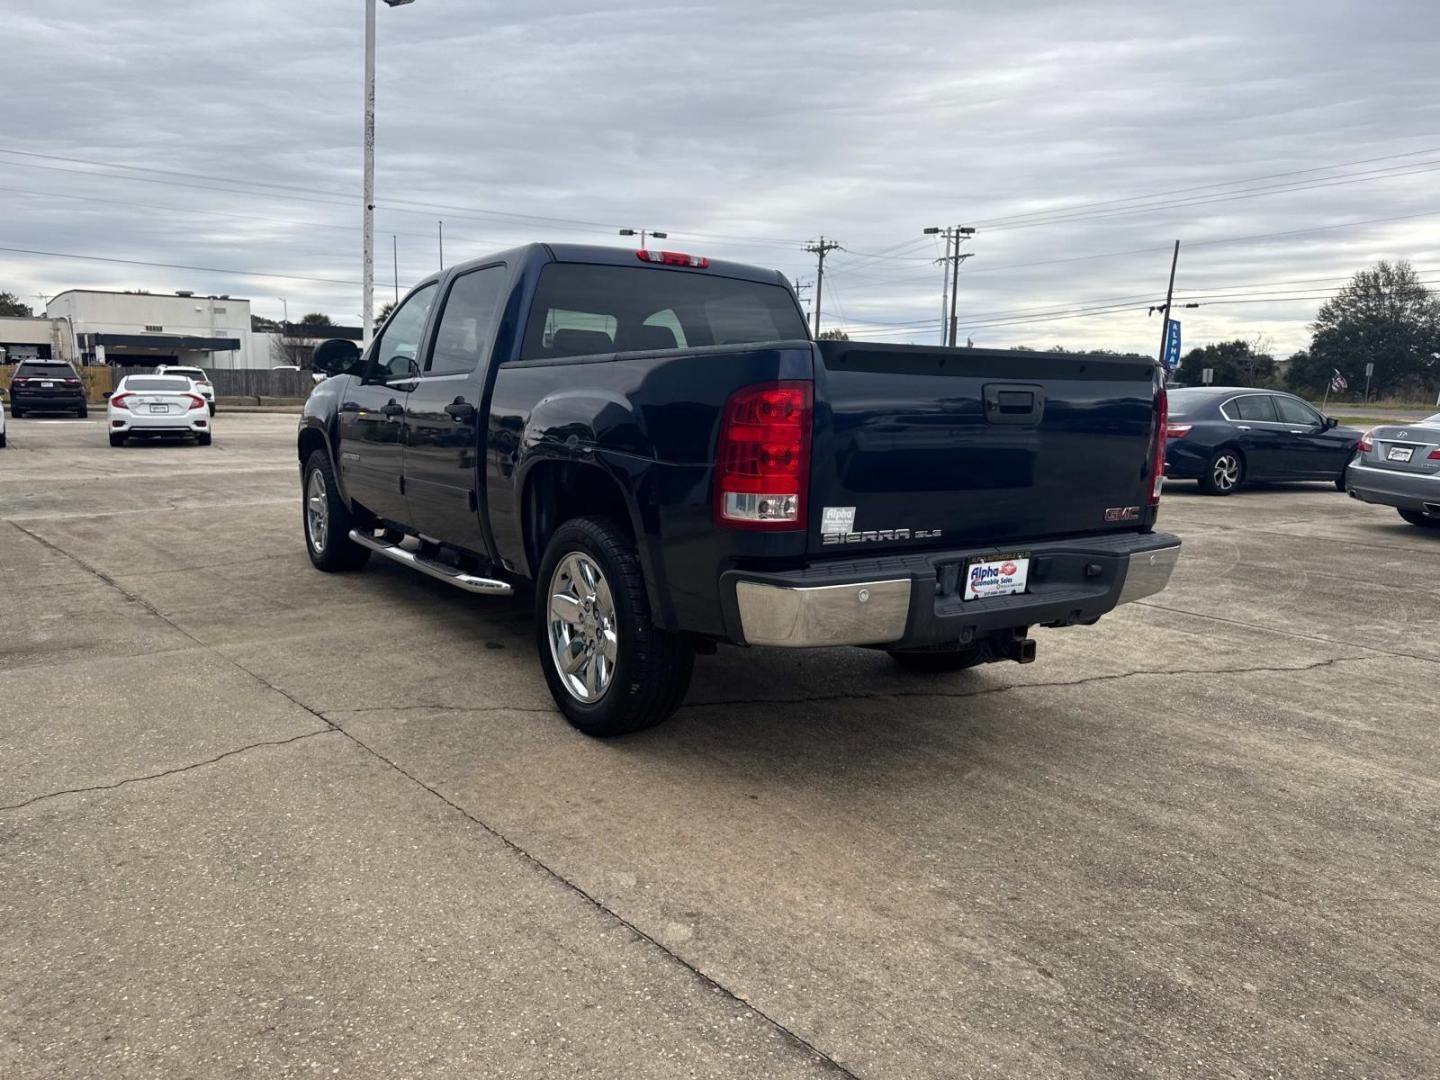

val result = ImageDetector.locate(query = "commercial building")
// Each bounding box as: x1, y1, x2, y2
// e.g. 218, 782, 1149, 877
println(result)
0, 315, 76, 365
45, 290, 258, 370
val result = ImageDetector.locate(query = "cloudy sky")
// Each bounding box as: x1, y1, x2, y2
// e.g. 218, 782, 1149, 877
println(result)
3, 0, 1439, 357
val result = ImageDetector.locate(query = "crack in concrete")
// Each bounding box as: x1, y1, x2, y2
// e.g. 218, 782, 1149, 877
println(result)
0, 729, 335, 812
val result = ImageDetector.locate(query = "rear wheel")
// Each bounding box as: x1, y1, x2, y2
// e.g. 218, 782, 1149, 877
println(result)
1200, 449, 1244, 495
77, 405, 88, 419
196, 433, 212, 446
888, 648, 985, 673
10, 407, 22, 419
108, 433, 125, 447
302, 449, 371, 571
0, 432, 6, 448
536, 516, 693, 736
1398, 508, 1440, 529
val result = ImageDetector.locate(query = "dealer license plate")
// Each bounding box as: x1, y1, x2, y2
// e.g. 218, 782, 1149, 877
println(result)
40, 381, 54, 388
1388, 446, 1414, 462
149, 404, 169, 414
963, 554, 1030, 600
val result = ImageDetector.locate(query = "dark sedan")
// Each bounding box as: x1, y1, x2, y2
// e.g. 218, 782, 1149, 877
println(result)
1164, 387, 1361, 495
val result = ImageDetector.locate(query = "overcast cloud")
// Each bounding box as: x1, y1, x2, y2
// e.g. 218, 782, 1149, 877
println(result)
3, 0, 1439, 357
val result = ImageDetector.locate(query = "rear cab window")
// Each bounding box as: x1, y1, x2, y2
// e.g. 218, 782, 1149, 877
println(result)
123, 378, 191, 393
520, 264, 807, 361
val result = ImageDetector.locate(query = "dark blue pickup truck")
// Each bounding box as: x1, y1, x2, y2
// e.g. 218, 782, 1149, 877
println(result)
299, 243, 1179, 735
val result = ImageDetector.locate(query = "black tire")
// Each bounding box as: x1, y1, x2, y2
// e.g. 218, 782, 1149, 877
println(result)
1334, 475, 1348, 492
109, 433, 125, 447
196, 433, 212, 446
1398, 508, 1440, 529
10, 407, 22, 419
302, 448, 371, 571
208, 403, 216, 417
0, 432, 6, 448
535, 516, 693, 736
1199, 448, 1244, 495
888, 648, 986, 673
77, 406, 88, 419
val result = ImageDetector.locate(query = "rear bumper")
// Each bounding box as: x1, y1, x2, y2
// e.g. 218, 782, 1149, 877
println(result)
724, 532, 1181, 648
111, 411, 209, 433
10, 390, 85, 410
1346, 460, 1440, 512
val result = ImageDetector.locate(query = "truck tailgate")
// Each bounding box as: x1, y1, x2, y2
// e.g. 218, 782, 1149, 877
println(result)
810, 342, 1161, 555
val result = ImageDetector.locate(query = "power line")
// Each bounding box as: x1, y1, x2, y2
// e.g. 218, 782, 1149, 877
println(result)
0, 245, 385, 289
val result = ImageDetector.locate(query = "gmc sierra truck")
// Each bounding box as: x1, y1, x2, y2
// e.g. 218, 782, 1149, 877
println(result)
299, 243, 1180, 736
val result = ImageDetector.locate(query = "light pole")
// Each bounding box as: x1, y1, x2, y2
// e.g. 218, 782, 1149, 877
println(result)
619, 228, 667, 250
925, 225, 976, 347
276, 297, 289, 327
364, 0, 416, 348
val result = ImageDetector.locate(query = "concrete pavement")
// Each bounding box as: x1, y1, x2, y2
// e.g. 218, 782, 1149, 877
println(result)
1, 413, 1437, 1078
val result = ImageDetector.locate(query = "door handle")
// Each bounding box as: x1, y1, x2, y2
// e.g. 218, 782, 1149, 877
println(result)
445, 400, 476, 422
339, 401, 361, 413
1288, 429, 1303, 434
381, 401, 405, 419
1236, 425, 1251, 430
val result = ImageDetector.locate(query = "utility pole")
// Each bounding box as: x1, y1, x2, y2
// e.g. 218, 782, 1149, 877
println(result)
363, 0, 416, 346
393, 235, 400, 304
1155, 240, 1180, 367
925, 225, 976, 346
438, 220, 444, 269
804, 236, 842, 337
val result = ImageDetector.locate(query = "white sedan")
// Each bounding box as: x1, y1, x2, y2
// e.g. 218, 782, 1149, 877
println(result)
107, 375, 212, 447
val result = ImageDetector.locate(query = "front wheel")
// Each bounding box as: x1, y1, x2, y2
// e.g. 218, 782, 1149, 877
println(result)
302, 449, 371, 571
1200, 449, 1244, 495
1398, 508, 1440, 529
535, 516, 693, 736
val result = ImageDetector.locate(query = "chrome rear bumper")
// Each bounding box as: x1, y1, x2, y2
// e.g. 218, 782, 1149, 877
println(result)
735, 579, 912, 647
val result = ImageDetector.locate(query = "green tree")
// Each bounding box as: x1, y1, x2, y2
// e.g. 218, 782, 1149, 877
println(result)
250, 314, 282, 333
300, 312, 332, 326
1295, 261, 1440, 399
0, 291, 33, 317
817, 329, 850, 341
377, 300, 397, 322
1175, 339, 1275, 387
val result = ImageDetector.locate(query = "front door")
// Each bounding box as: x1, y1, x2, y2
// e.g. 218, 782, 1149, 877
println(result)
335, 282, 438, 524
403, 264, 508, 552
1272, 394, 1344, 478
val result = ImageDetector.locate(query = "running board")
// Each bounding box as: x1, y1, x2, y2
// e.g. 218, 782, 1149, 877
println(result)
348, 530, 513, 595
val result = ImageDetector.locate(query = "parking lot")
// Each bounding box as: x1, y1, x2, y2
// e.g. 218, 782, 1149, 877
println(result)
2, 413, 1436, 1078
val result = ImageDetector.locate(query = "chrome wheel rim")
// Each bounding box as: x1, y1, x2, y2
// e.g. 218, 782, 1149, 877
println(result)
1213, 454, 1240, 491
306, 469, 329, 554
547, 552, 618, 703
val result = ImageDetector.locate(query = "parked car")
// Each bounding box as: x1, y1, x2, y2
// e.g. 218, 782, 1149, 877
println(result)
298, 243, 1178, 736
156, 365, 216, 415
1164, 387, 1361, 495
106, 374, 212, 446
1346, 412, 1440, 529
6, 359, 87, 418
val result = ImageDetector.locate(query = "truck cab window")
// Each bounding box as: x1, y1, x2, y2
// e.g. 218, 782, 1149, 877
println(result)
428, 266, 507, 376
371, 282, 437, 380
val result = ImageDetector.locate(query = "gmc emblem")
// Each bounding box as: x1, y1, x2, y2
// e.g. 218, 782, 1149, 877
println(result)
1104, 506, 1141, 522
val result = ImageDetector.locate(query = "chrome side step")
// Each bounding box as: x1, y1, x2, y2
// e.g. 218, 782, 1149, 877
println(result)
348, 530, 513, 595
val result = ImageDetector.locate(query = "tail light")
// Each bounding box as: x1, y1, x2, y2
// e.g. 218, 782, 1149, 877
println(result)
636, 250, 709, 269
110, 392, 133, 410
1165, 422, 1192, 439
64, 378, 81, 386
11, 378, 27, 386
1428, 449, 1440, 461
1148, 385, 1168, 505
1357, 430, 1374, 452
714, 380, 812, 529
186, 394, 206, 410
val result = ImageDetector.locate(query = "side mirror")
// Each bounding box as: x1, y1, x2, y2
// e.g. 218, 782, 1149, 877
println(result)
1323, 415, 1338, 430
312, 338, 361, 377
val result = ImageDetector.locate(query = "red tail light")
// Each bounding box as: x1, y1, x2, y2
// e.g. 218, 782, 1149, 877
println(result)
1428, 449, 1440, 461
64, 378, 81, 385
715, 380, 812, 529
1165, 422, 1192, 439
1149, 385, 1168, 505
1357, 430, 1374, 452
11, 378, 27, 386
186, 394, 206, 410
110, 392, 133, 410
636, 249, 709, 269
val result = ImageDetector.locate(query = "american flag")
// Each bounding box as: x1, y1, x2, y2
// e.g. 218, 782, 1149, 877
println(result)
1330, 370, 1348, 392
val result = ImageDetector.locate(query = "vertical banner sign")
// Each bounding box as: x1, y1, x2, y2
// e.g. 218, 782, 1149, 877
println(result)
1163, 319, 1182, 371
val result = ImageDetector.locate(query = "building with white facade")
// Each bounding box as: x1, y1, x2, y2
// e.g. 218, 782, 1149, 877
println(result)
45, 290, 260, 370
0, 315, 77, 365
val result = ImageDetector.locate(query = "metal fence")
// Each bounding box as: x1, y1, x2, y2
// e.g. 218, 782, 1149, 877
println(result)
1, 364, 317, 403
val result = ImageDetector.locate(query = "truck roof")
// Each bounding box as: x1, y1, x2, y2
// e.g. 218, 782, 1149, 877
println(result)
446, 242, 791, 288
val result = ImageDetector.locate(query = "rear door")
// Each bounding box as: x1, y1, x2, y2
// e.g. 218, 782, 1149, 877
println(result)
403, 263, 508, 551
336, 282, 437, 523
808, 343, 1160, 554
1220, 393, 1287, 478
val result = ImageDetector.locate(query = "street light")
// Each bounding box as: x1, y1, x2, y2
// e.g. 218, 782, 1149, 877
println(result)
618, 228, 668, 250
363, 0, 417, 347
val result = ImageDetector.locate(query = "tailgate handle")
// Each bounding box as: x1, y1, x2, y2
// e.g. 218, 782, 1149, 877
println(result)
983, 383, 1045, 425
